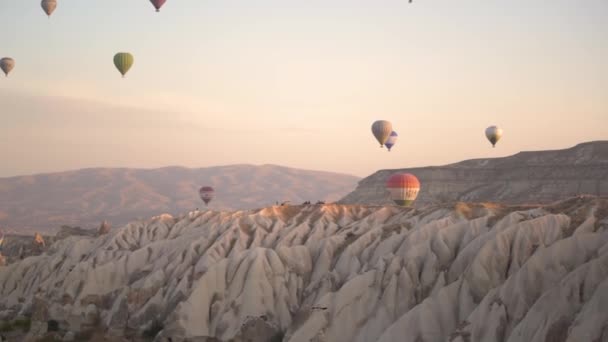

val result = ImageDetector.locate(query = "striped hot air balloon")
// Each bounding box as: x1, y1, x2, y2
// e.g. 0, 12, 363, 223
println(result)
386, 173, 420, 207
199, 186, 215, 205
113, 52, 134, 78
385, 131, 398, 151
371, 120, 392, 148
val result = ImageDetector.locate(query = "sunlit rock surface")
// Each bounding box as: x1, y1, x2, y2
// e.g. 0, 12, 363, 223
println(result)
0, 197, 607, 341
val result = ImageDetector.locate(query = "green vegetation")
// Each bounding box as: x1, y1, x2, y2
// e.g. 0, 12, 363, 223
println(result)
74, 329, 95, 340
36, 335, 62, 342
14, 318, 32, 332
0, 318, 32, 333
0, 320, 14, 332
270, 331, 285, 342
142, 320, 164, 340
47, 319, 60, 332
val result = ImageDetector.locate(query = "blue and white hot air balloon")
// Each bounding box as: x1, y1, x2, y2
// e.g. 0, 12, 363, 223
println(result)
385, 131, 398, 152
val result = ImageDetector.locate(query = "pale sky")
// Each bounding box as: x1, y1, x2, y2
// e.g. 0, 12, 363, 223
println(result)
1, 0, 607, 177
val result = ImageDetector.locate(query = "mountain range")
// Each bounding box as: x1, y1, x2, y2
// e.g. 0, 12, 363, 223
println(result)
2, 141, 608, 235
0, 165, 360, 233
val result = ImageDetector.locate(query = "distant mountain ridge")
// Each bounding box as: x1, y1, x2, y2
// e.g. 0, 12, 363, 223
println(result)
0, 164, 360, 233
340, 141, 608, 206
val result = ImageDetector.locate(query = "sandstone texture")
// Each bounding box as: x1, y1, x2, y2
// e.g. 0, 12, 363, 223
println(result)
0, 197, 607, 341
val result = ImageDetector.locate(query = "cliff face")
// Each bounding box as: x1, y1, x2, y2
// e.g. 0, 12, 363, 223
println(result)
0, 197, 607, 342
340, 141, 608, 206
0, 227, 98, 265
0, 234, 52, 265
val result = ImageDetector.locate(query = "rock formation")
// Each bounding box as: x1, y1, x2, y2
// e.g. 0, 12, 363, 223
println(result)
0, 234, 4, 267
33, 233, 45, 248
97, 221, 111, 236
0, 197, 607, 341
55, 226, 97, 241
340, 141, 608, 206
0, 234, 52, 265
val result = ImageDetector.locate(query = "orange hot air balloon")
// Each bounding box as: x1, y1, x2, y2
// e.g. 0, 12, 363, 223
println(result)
386, 173, 420, 206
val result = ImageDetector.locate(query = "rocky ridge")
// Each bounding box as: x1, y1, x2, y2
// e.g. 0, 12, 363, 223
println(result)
340, 141, 608, 206
0, 197, 607, 341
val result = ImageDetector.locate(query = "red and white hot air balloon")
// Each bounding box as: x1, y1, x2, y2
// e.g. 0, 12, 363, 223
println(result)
386, 173, 420, 207
199, 186, 215, 206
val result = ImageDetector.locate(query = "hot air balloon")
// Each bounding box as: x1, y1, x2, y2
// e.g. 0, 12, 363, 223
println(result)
0, 58, 15, 77
485, 126, 503, 148
199, 186, 215, 206
385, 131, 398, 152
113, 53, 134, 78
41, 0, 57, 17
372, 120, 392, 148
386, 173, 420, 207
150, 0, 167, 12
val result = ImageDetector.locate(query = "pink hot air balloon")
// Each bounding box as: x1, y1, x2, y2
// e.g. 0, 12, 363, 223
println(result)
199, 186, 215, 206
150, 0, 167, 12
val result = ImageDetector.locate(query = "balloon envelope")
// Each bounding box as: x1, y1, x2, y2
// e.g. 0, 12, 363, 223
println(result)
113, 53, 134, 77
485, 126, 503, 147
150, 0, 167, 12
199, 186, 215, 205
0, 58, 15, 77
371, 120, 392, 147
385, 131, 398, 151
386, 173, 420, 206
41, 0, 57, 17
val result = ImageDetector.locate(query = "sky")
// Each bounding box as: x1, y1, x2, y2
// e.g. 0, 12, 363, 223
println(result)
0, 0, 607, 178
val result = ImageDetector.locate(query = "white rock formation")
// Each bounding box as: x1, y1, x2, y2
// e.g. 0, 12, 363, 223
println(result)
0, 197, 607, 342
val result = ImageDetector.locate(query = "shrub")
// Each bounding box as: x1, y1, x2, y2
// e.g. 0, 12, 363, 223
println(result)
142, 320, 164, 340
0, 321, 14, 332
47, 320, 60, 332
14, 318, 31, 332
270, 331, 285, 342
36, 334, 62, 342
74, 329, 95, 340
